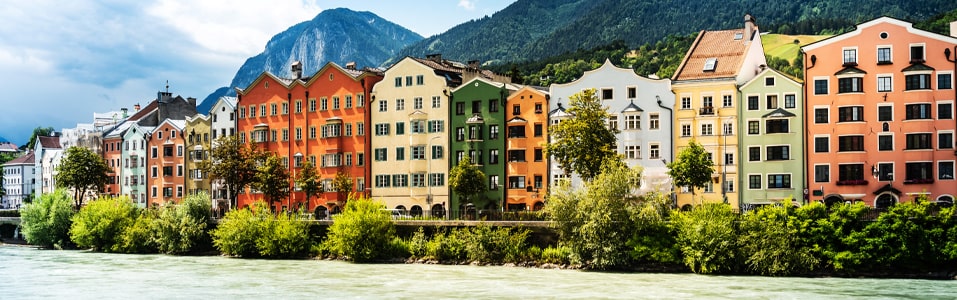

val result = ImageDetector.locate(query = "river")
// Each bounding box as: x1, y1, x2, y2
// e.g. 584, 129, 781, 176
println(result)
1, 245, 955, 299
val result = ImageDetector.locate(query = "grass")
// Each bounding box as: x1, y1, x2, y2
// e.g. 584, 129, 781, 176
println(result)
762, 33, 830, 61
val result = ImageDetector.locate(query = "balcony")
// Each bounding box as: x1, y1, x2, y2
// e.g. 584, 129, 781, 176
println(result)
699, 106, 714, 116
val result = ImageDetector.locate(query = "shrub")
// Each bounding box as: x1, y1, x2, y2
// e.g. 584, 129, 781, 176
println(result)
461, 224, 530, 263
541, 246, 572, 265
114, 210, 156, 253
70, 196, 136, 252
324, 196, 394, 262
211, 203, 269, 257
152, 193, 212, 255
628, 191, 681, 265
738, 203, 819, 276
20, 190, 75, 249
408, 227, 430, 258
673, 203, 739, 274
256, 211, 311, 258
426, 229, 468, 262
839, 201, 950, 272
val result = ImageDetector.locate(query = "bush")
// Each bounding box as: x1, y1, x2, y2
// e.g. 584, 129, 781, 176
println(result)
628, 191, 681, 265
840, 201, 950, 272
211, 203, 269, 257
114, 210, 156, 253
426, 229, 468, 262
673, 203, 739, 274
152, 193, 212, 255
541, 246, 572, 265
256, 211, 311, 258
408, 227, 430, 258
70, 196, 136, 252
738, 203, 819, 276
20, 190, 75, 249
323, 196, 394, 262
461, 224, 529, 263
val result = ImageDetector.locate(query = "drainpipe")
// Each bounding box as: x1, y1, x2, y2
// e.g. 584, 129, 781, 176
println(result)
656, 95, 676, 208
947, 47, 957, 157
803, 50, 816, 206
287, 92, 293, 212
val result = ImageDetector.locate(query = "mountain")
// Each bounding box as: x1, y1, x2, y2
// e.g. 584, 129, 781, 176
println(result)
197, 8, 422, 113
393, 0, 957, 66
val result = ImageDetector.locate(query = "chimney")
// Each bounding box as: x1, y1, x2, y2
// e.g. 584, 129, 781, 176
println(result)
187, 97, 197, 107
345, 62, 357, 70
744, 14, 756, 40
951, 20, 957, 37
426, 53, 442, 63
134, 104, 141, 111
291, 61, 303, 79
468, 60, 480, 69
158, 91, 173, 103
121, 108, 128, 118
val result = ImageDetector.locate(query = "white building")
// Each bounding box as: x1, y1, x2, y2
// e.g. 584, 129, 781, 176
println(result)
34, 135, 63, 196
208, 96, 237, 210
3, 152, 35, 208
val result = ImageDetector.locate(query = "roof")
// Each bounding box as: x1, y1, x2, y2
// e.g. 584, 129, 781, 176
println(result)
3, 152, 35, 166
673, 28, 754, 81
902, 63, 935, 72
802, 16, 957, 52
38, 136, 62, 149
127, 101, 159, 121
621, 100, 643, 113
0, 143, 18, 152
762, 108, 797, 118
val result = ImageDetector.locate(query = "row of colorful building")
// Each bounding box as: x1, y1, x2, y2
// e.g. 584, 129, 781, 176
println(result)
4, 15, 956, 216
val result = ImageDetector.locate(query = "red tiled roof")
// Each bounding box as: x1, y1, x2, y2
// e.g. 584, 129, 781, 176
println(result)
127, 101, 158, 121
4, 152, 35, 166
38, 136, 62, 149
673, 28, 752, 81
0, 143, 17, 152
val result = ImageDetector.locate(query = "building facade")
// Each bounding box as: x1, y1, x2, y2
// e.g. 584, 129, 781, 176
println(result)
34, 136, 62, 196
802, 17, 957, 207
208, 96, 237, 210
146, 120, 186, 206
738, 68, 805, 207
505, 86, 550, 211
3, 152, 35, 209
671, 15, 767, 209
185, 114, 211, 198
121, 124, 152, 207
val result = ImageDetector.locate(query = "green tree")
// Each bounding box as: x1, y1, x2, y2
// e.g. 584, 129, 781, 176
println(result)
252, 154, 290, 209
667, 140, 714, 203
544, 88, 620, 181
69, 196, 136, 252
673, 203, 739, 274
546, 157, 642, 269
199, 135, 264, 210
22, 126, 55, 151
738, 202, 820, 276
20, 189, 74, 249
331, 171, 354, 203
55, 146, 111, 207
324, 196, 394, 262
151, 192, 212, 254
295, 160, 323, 210
448, 156, 487, 209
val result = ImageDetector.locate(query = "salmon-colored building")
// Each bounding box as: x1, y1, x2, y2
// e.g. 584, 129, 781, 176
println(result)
236, 62, 383, 214
146, 119, 186, 206
505, 86, 550, 211
802, 17, 957, 208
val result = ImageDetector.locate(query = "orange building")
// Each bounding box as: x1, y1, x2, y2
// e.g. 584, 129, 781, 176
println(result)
146, 119, 187, 206
236, 62, 383, 214
802, 17, 957, 207
505, 86, 549, 211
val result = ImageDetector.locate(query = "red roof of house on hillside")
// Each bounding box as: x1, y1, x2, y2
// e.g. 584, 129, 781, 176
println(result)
38, 136, 62, 149
0, 142, 18, 152
673, 28, 754, 81
3, 152, 35, 166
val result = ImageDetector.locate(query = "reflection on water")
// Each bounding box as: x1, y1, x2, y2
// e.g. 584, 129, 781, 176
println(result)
1, 245, 955, 299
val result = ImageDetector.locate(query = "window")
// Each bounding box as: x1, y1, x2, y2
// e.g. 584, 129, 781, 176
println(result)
939, 132, 953, 149
843, 49, 857, 64
608, 115, 618, 130
838, 135, 864, 152
938, 103, 953, 119
411, 146, 425, 160
357, 122, 365, 136
379, 99, 388, 112
396, 98, 405, 111
910, 45, 924, 62
508, 126, 525, 138
722, 122, 733, 135
489, 149, 499, 164
680, 97, 691, 109
702, 96, 713, 109
411, 120, 426, 134
405, 76, 413, 86
878, 106, 893, 121
270, 103, 277, 115
345, 95, 353, 108
765, 119, 788, 134
747, 121, 759, 135
700, 124, 713, 136
725, 153, 734, 165
838, 106, 864, 122
906, 133, 932, 150
333, 96, 340, 110
722, 95, 732, 107
814, 79, 828, 95
358, 94, 365, 107
416, 75, 424, 85
838, 77, 863, 93
321, 98, 329, 111
628, 87, 637, 98
512, 104, 521, 115
625, 145, 641, 159
601, 88, 613, 100
766, 94, 778, 109
282, 102, 289, 114
703, 58, 717, 71
308, 99, 317, 112
469, 150, 482, 165
455, 102, 465, 115
940, 73, 953, 90
535, 103, 543, 113
766, 146, 790, 161
429, 173, 444, 187
508, 150, 525, 162
164, 146, 173, 157
468, 125, 482, 140
375, 175, 390, 188
394, 77, 402, 87
456, 127, 465, 141
681, 124, 691, 137
814, 108, 829, 124
534, 124, 543, 137
163, 166, 173, 177
747, 96, 759, 110
767, 174, 791, 189
878, 135, 894, 151
429, 120, 445, 133
877, 76, 892, 92
650, 144, 660, 159
905, 104, 931, 120
375, 123, 390, 136
472, 101, 481, 114
624, 114, 640, 130
876, 163, 893, 181
488, 125, 499, 139
260, 104, 267, 116
488, 99, 499, 112
431, 146, 443, 159
650, 113, 660, 130
395, 122, 405, 135
395, 147, 405, 161
877, 47, 892, 64
432, 96, 441, 108
284, 128, 291, 141
838, 164, 865, 182
393, 174, 408, 187
784, 94, 795, 109
748, 147, 760, 161
489, 175, 499, 190
765, 77, 775, 86
905, 162, 932, 181
905, 74, 931, 90
748, 175, 761, 189
939, 161, 954, 180
534, 148, 543, 162
508, 176, 526, 189
815, 165, 830, 182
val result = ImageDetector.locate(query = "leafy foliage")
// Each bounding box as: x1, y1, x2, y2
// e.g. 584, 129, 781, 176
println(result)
331, 171, 354, 202
673, 203, 739, 274
199, 135, 265, 210
628, 191, 681, 265
544, 88, 620, 181
114, 210, 156, 254
22, 126, 55, 151
915, 8, 957, 35
667, 140, 714, 200
211, 201, 311, 258
55, 146, 110, 207
252, 154, 290, 206
738, 202, 820, 276
324, 196, 395, 262
20, 189, 74, 249
295, 160, 323, 210
151, 193, 213, 255
448, 156, 487, 206
837, 200, 953, 272
69, 196, 137, 252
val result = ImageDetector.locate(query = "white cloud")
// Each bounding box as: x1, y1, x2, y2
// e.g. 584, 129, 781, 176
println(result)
458, 0, 476, 10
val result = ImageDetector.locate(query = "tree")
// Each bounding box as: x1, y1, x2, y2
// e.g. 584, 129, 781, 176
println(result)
55, 146, 110, 207
544, 88, 620, 181
331, 171, 354, 203
20, 189, 74, 249
252, 154, 290, 209
199, 135, 264, 211
21, 126, 55, 151
324, 196, 394, 262
448, 156, 487, 209
295, 160, 323, 210
667, 140, 714, 203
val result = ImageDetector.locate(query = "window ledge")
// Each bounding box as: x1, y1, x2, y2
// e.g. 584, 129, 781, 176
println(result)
903, 179, 934, 184
836, 180, 868, 186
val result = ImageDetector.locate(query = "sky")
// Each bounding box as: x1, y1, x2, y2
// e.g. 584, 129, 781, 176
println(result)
0, 0, 516, 146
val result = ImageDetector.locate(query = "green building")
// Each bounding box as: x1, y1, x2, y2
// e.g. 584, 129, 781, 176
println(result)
449, 77, 518, 217
738, 68, 805, 208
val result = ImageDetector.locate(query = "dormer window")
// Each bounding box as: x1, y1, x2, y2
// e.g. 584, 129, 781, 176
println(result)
703, 58, 717, 72
734, 32, 743, 40
843, 49, 857, 66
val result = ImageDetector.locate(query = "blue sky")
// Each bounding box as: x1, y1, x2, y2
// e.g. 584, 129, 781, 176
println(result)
0, 0, 515, 145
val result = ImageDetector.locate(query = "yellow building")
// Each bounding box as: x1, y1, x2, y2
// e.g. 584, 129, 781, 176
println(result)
671, 15, 767, 209
184, 114, 212, 199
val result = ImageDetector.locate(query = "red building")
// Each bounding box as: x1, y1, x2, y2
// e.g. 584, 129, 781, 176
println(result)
146, 119, 187, 206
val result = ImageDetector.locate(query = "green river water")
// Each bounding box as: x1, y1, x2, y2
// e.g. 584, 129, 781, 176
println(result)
1, 245, 955, 299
